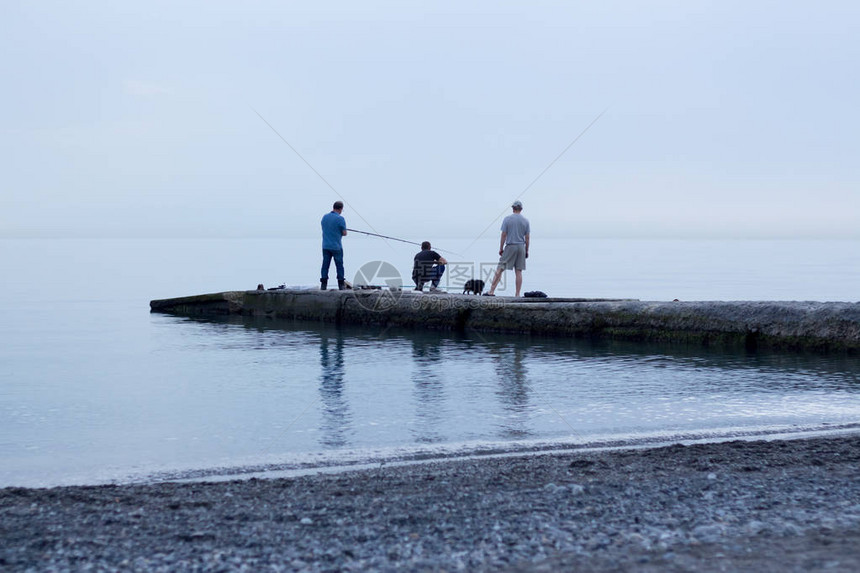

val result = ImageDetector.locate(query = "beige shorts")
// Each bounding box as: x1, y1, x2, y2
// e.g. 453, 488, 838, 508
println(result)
497, 244, 526, 271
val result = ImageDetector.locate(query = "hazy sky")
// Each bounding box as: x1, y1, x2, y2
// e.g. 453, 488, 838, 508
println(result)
2, 0, 858, 240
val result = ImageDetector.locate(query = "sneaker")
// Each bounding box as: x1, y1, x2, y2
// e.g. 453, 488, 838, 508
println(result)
429, 286, 441, 293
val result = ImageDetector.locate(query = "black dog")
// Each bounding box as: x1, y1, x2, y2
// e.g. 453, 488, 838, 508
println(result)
462, 279, 485, 295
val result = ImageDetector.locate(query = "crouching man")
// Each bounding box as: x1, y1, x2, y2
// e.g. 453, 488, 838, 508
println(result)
412, 241, 447, 293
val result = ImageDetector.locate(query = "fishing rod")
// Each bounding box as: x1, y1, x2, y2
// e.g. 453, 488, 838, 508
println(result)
347, 228, 419, 246
347, 229, 461, 256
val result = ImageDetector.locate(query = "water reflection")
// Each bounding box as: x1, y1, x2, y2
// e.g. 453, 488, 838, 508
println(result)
318, 332, 351, 448
492, 345, 533, 439
410, 338, 447, 443
186, 315, 860, 452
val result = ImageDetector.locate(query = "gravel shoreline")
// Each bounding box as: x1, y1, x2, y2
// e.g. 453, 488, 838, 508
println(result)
3, 435, 860, 572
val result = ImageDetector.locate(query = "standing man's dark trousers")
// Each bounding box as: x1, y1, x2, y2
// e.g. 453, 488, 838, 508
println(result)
321, 248, 346, 290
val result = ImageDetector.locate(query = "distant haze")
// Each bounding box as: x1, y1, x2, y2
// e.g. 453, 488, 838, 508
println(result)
2, 1, 858, 240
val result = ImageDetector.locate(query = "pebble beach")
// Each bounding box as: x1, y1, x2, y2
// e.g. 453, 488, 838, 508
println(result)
3, 435, 860, 572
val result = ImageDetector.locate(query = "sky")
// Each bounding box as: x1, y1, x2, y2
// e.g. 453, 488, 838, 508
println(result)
2, 0, 859, 241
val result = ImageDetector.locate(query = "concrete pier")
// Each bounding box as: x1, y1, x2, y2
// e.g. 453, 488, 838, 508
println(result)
150, 289, 860, 352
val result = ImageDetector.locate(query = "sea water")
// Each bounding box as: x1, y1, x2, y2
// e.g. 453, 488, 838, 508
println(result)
1, 237, 859, 487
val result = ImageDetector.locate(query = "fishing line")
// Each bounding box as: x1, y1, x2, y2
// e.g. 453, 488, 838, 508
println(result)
253, 107, 459, 257
260, 394, 321, 458
251, 107, 390, 247
463, 107, 609, 253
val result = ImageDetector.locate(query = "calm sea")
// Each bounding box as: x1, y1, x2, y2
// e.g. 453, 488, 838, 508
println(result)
1, 237, 859, 487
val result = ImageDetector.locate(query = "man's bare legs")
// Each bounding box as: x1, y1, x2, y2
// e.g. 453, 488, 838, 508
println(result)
486, 267, 504, 295
486, 267, 523, 296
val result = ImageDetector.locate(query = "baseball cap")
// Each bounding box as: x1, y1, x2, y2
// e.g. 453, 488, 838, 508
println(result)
511, 200, 523, 209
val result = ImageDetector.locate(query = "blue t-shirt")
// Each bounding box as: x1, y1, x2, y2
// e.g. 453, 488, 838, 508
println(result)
321, 211, 346, 250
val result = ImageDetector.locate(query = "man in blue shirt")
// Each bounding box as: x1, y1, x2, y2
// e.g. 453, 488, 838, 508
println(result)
320, 201, 347, 290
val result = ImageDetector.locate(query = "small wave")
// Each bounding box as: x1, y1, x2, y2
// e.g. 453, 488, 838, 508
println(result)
137, 422, 860, 485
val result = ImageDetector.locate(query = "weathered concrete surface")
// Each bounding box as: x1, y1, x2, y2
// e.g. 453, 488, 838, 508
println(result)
150, 289, 860, 352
